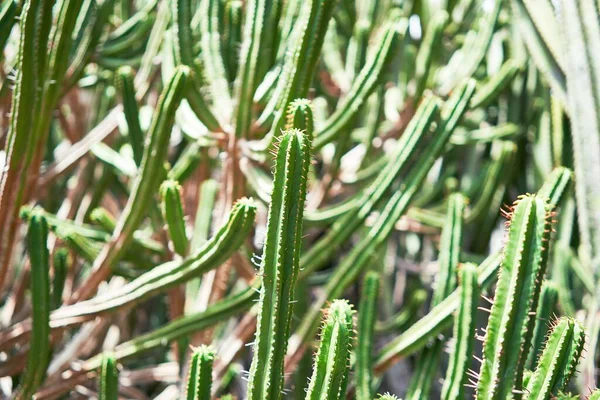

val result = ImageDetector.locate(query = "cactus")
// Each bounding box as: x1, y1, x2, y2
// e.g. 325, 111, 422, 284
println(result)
160, 179, 189, 256
15, 209, 51, 399
356, 271, 380, 400
441, 263, 480, 400
525, 317, 585, 400
1, 1, 599, 398
526, 281, 559, 371
98, 353, 119, 400
185, 345, 215, 400
476, 195, 553, 400
305, 300, 355, 400
247, 129, 311, 400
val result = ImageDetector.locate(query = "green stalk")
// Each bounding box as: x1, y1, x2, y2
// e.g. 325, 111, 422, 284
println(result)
52, 249, 69, 310
51, 199, 256, 323
98, 353, 119, 400
525, 317, 585, 400
526, 281, 559, 371
185, 345, 215, 400
160, 179, 189, 257
356, 271, 381, 400
441, 263, 480, 400
305, 300, 355, 400
115, 66, 144, 166
15, 209, 51, 399
247, 129, 312, 400
476, 195, 554, 400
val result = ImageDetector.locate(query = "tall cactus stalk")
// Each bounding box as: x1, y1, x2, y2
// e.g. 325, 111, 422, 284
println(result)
476, 194, 554, 400
247, 129, 311, 400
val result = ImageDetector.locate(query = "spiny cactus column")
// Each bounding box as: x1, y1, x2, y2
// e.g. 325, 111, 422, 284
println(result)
185, 345, 215, 400
246, 129, 311, 400
476, 194, 554, 400
525, 317, 585, 400
160, 179, 189, 257
305, 300, 355, 400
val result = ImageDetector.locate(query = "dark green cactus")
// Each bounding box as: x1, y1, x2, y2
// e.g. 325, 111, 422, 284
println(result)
98, 353, 119, 400
185, 345, 215, 400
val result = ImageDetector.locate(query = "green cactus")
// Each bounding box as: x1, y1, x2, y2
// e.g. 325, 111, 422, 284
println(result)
476, 195, 553, 400
246, 129, 311, 400
0, 0, 599, 398
305, 300, 355, 400
98, 353, 119, 400
525, 317, 585, 400
441, 263, 480, 400
356, 271, 381, 400
526, 281, 559, 371
185, 345, 215, 400
15, 209, 51, 399
160, 179, 189, 257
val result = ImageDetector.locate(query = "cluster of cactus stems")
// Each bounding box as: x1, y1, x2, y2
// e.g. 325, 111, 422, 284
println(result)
1, 0, 600, 399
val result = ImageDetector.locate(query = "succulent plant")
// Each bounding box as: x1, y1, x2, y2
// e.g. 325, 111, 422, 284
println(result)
0, 0, 598, 398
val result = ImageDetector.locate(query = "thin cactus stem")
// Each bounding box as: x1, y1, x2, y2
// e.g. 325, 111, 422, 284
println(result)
313, 16, 405, 149
286, 99, 314, 136
441, 263, 480, 400
84, 281, 259, 369
98, 353, 119, 400
476, 194, 554, 400
305, 300, 355, 400
247, 129, 311, 400
0, 0, 54, 290
115, 66, 144, 166
50, 198, 256, 324
525, 317, 585, 400
526, 281, 559, 371
15, 209, 51, 400
52, 249, 69, 311
470, 59, 522, 109
160, 179, 189, 257
413, 11, 448, 102
185, 345, 215, 400
356, 271, 381, 400
72, 66, 190, 302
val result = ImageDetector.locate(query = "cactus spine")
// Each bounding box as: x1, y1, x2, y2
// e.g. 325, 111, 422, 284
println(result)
247, 129, 311, 400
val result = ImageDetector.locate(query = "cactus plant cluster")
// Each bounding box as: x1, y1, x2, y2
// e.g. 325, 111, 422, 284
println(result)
0, 0, 600, 399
